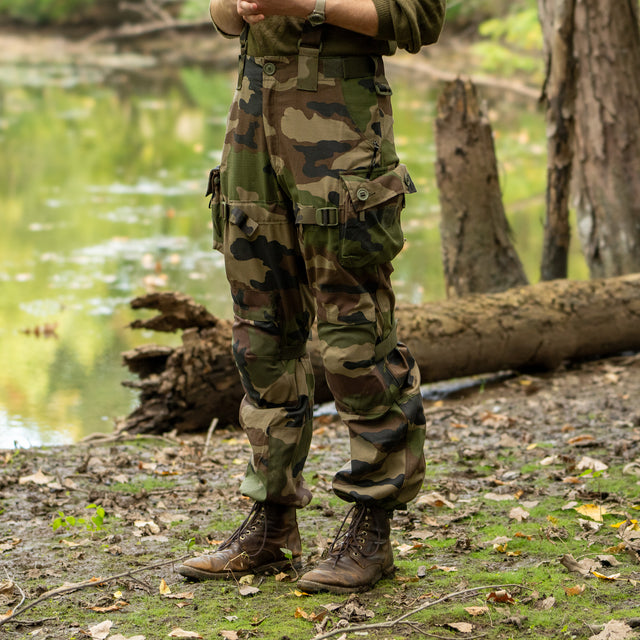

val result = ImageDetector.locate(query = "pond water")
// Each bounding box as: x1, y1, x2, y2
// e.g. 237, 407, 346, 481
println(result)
0, 55, 589, 448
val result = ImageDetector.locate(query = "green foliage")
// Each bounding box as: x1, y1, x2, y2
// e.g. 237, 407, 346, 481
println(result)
51, 503, 106, 532
0, 0, 94, 24
179, 0, 209, 21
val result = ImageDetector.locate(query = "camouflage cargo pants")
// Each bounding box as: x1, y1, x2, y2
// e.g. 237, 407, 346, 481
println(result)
209, 54, 425, 511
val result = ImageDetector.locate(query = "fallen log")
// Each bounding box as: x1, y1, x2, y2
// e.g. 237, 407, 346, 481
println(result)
120, 274, 640, 434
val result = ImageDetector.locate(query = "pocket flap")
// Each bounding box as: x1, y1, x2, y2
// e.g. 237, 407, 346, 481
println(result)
340, 163, 416, 212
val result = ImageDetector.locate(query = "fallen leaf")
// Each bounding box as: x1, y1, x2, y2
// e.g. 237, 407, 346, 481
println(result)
274, 572, 290, 582
591, 571, 619, 581
575, 504, 608, 522
588, 620, 634, 640
110, 635, 146, 640
567, 434, 595, 446
19, 470, 54, 485
465, 606, 488, 616
294, 606, 310, 619
564, 584, 586, 596
415, 492, 455, 509
238, 585, 260, 597
168, 629, 203, 638
484, 492, 515, 502
486, 590, 515, 604
560, 554, 598, 576
576, 456, 608, 473
536, 596, 555, 610
0, 581, 14, 596
159, 579, 171, 595
446, 621, 474, 633
238, 574, 255, 585
87, 620, 113, 640
509, 507, 530, 522
86, 600, 129, 612
429, 565, 458, 572
219, 632, 239, 640
164, 592, 194, 600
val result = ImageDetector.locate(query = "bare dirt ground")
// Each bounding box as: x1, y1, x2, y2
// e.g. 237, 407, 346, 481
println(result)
2, 352, 640, 640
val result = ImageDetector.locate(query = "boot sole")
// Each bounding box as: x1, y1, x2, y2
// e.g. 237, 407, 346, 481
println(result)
178, 559, 301, 581
297, 565, 396, 594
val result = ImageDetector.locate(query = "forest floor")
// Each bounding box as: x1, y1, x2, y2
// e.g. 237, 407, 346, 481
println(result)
2, 353, 640, 640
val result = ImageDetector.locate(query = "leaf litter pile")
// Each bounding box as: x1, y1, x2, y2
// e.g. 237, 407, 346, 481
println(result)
2, 354, 640, 640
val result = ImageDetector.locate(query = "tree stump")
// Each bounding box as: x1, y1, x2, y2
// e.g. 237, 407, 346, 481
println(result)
435, 79, 529, 297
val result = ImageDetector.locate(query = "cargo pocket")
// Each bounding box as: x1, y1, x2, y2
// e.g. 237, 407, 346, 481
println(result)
206, 166, 225, 252
338, 163, 416, 268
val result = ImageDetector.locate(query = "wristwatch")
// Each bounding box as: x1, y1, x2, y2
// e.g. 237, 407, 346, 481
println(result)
306, 0, 326, 26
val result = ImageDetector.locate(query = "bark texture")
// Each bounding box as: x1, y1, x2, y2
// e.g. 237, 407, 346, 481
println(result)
538, 0, 576, 281
121, 275, 640, 434
435, 79, 529, 297
572, 0, 640, 277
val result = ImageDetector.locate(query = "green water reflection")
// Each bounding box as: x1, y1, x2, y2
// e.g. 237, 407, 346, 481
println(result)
0, 62, 587, 448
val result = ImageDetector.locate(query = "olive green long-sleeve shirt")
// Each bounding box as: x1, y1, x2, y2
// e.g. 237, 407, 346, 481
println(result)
215, 0, 445, 57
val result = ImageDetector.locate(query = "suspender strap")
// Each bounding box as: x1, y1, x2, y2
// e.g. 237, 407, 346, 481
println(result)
297, 25, 323, 91
237, 24, 249, 90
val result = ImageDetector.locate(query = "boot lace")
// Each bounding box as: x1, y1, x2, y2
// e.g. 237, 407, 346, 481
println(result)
218, 502, 267, 554
327, 503, 385, 565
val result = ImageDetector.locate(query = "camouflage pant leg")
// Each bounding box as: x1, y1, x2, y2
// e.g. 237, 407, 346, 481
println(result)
215, 55, 425, 511
216, 57, 316, 509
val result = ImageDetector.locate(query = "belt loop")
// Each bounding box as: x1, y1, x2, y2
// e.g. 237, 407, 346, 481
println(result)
297, 26, 323, 91
237, 24, 249, 90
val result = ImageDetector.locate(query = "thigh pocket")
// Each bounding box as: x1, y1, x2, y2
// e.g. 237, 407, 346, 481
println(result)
339, 163, 416, 268
206, 166, 225, 252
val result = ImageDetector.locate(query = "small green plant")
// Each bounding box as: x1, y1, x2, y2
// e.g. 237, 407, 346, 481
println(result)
52, 503, 106, 532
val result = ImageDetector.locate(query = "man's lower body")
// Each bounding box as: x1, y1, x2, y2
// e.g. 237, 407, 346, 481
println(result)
178, 54, 426, 593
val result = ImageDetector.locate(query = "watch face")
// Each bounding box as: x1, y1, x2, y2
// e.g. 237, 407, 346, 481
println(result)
309, 13, 324, 25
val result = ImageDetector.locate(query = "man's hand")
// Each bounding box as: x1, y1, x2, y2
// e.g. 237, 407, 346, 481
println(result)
237, 0, 314, 24
211, 0, 378, 37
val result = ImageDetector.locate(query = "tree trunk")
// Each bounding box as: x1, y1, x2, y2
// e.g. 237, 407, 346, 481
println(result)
121, 275, 640, 434
538, 0, 576, 281
435, 79, 529, 297
572, 0, 640, 277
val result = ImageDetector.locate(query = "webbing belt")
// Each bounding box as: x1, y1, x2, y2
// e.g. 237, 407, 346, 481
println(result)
297, 25, 323, 91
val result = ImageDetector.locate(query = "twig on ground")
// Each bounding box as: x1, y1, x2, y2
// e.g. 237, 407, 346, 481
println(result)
204, 418, 219, 456
0, 556, 189, 626
311, 584, 525, 640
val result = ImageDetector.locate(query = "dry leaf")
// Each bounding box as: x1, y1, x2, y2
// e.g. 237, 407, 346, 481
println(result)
591, 571, 619, 581
219, 632, 239, 640
238, 585, 260, 597
446, 621, 474, 633
564, 584, 586, 596
168, 629, 203, 638
576, 456, 608, 473
294, 606, 310, 619
588, 620, 634, 640
87, 600, 129, 612
19, 470, 54, 485
429, 565, 457, 572
110, 635, 146, 640
486, 590, 515, 604
87, 620, 113, 640
416, 492, 455, 509
238, 574, 254, 585
465, 606, 488, 616
275, 572, 289, 582
567, 434, 595, 445
560, 554, 598, 576
159, 579, 171, 595
509, 507, 530, 522
575, 504, 608, 522
164, 592, 194, 600
484, 492, 515, 502
536, 596, 555, 610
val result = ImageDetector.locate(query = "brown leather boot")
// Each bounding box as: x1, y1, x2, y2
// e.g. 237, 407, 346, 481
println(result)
297, 503, 394, 594
177, 502, 302, 580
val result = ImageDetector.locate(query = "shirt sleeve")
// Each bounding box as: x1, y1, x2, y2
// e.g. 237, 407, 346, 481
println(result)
372, 0, 446, 53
